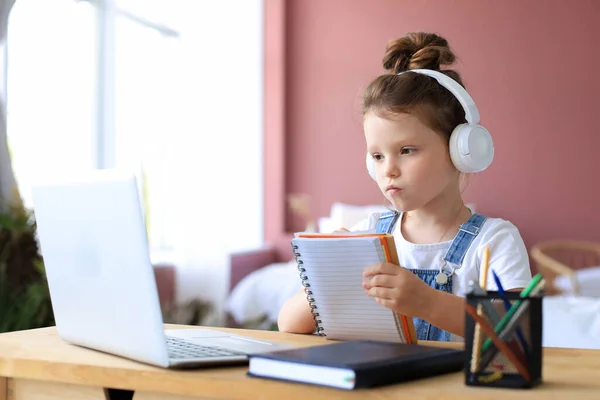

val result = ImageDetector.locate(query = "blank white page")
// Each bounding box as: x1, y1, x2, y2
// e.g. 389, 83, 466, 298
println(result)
292, 237, 407, 343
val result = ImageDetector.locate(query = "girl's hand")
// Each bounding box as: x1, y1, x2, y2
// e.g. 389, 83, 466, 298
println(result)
362, 262, 434, 318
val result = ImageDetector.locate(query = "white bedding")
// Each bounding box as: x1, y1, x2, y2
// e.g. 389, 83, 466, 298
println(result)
225, 260, 302, 325
554, 266, 600, 297
543, 296, 600, 349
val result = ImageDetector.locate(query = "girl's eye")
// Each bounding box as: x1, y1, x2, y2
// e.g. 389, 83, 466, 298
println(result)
401, 148, 416, 155
372, 154, 383, 161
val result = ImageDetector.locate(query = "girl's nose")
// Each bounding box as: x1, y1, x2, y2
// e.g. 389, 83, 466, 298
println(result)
384, 159, 400, 178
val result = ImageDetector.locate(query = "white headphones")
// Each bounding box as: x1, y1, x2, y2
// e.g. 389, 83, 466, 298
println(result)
366, 69, 494, 180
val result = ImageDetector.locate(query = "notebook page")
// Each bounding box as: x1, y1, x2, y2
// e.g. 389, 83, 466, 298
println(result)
293, 237, 406, 343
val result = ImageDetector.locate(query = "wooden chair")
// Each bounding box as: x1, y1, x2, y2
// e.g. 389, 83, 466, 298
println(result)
530, 240, 600, 295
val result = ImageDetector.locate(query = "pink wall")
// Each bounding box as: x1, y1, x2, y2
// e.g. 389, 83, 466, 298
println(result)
264, 0, 600, 262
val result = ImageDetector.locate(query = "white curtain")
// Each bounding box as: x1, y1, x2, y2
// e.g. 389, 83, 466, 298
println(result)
6, 0, 264, 324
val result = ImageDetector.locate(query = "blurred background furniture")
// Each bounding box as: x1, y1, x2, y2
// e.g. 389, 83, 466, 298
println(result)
530, 240, 600, 295
153, 264, 176, 309
225, 246, 281, 329
531, 240, 600, 350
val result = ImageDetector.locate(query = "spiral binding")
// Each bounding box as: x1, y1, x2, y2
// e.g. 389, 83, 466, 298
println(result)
291, 242, 325, 336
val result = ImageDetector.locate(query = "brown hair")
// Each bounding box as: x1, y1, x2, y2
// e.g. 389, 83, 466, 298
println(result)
362, 32, 466, 140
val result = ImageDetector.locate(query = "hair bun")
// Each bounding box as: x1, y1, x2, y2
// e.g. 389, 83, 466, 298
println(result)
382, 32, 456, 74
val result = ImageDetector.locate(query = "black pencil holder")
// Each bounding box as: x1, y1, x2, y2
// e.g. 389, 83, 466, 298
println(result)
464, 291, 543, 389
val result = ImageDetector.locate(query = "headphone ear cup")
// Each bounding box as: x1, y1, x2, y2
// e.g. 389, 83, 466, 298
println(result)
449, 124, 494, 173
366, 153, 376, 180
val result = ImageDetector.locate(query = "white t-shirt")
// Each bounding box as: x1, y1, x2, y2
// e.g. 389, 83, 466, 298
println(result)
351, 212, 533, 298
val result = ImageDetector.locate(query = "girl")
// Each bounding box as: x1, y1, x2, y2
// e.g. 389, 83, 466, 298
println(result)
277, 32, 532, 341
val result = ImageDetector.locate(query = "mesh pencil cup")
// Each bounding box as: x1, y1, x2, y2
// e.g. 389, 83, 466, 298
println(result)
464, 290, 543, 389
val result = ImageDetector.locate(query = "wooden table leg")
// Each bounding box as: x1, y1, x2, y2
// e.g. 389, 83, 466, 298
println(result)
0, 377, 7, 400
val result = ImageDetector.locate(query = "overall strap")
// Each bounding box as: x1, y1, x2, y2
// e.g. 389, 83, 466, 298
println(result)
374, 211, 400, 234
443, 213, 487, 266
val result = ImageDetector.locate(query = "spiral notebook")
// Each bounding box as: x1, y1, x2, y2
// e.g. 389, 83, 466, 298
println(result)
291, 232, 418, 344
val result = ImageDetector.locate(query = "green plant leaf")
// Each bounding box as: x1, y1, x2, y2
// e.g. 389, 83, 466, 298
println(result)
0, 203, 54, 333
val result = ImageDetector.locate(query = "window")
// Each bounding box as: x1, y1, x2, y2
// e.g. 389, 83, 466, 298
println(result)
6, 0, 264, 315
7, 0, 97, 197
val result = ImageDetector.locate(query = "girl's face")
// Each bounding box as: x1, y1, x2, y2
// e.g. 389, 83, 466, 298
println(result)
364, 111, 459, 212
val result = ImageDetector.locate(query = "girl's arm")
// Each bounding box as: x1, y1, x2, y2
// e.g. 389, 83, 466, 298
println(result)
406, 283, 523, 338
277, 289, 316, 333
422, 289, 466, 337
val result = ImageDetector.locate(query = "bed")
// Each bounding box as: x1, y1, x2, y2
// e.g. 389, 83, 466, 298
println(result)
225, 247, 299, 329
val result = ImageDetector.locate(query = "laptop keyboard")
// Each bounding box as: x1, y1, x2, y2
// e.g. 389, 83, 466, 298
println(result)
166, 336, 246, 360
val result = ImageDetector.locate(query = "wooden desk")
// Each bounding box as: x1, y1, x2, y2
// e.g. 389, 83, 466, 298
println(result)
1, 325, 599, 400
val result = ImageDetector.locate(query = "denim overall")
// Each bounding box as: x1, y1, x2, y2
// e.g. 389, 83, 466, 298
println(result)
375, 210, 487, 341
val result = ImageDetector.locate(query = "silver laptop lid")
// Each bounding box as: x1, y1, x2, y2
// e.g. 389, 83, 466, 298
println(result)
32, 169, 170, 367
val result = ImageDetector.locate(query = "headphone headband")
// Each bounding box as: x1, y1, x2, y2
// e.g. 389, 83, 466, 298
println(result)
399, 69, 480, 124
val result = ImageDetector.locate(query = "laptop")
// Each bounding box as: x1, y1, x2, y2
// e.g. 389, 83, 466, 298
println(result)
31, 169, 292, 368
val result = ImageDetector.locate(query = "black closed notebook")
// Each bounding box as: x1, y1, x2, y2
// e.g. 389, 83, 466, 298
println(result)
247, 340, 465, 390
